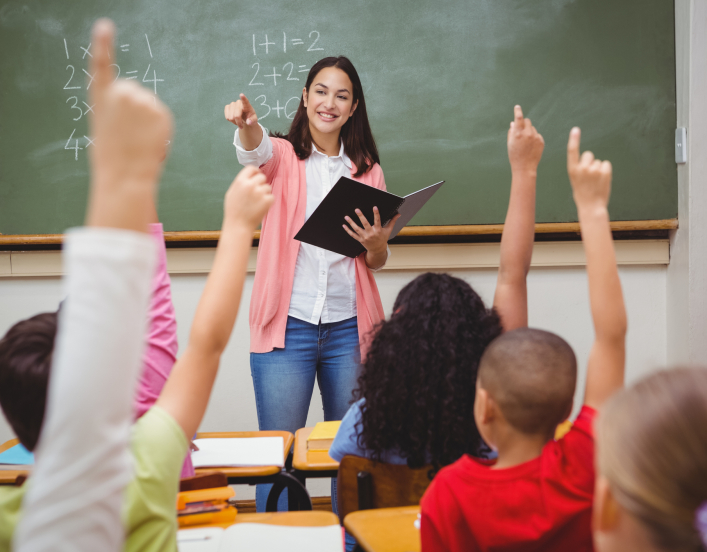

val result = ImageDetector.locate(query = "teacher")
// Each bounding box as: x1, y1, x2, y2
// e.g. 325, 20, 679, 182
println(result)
224, 56, 399, 512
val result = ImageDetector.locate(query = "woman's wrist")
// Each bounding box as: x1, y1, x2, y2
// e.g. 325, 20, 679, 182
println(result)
365, 247, 388, 270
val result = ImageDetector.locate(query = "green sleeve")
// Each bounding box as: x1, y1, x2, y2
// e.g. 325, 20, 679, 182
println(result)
0, 485, 26, 552
123, 406, 189, 552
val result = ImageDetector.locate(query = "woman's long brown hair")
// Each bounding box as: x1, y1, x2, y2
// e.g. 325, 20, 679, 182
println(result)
273, 56, 379, 177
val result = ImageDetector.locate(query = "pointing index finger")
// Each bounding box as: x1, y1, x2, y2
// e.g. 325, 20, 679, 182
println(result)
567, 127, 581, 171
514, 105, 524, 128
240, 93, 253, 110
89, 18, 116, 108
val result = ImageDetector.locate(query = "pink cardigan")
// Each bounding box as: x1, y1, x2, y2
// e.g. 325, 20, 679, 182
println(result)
250, 138, 386, 357
134, 223, 194, 478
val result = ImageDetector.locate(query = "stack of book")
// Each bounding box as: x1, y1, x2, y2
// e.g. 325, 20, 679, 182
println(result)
177, 486, 237, 528
306, 421, 341, 452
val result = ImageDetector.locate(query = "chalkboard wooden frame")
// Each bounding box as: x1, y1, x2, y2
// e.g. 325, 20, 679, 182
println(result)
0, 219, 678, 246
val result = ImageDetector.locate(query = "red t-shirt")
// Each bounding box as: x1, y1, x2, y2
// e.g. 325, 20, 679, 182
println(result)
420, 406, 596, 552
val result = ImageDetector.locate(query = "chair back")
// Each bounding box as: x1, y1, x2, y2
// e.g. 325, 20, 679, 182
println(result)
336, 455, 433, 522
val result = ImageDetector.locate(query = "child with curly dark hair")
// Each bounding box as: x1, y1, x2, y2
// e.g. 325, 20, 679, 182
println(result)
329, 106, 545, 476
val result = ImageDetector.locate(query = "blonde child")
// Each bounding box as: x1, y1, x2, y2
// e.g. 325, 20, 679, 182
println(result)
594, 367, 707, 552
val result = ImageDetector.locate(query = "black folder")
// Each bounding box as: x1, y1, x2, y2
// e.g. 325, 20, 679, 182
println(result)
294, 178, 444, 258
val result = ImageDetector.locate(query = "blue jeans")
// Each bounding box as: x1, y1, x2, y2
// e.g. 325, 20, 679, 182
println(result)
250, 316, 360, 513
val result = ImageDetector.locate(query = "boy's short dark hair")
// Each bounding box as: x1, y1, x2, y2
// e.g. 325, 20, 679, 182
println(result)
478, 328, 577, 439
0, 312, 58, 451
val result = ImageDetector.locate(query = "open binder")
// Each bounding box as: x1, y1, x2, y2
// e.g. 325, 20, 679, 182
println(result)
294, 178, 444, 258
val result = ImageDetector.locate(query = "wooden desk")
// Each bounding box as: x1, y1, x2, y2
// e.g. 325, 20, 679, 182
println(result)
292, 427, 339, 478
177, 511, 341, 549
0, 438, 29, 485
195, 431, 312, 512
194, 431, 294, 479
344, 506, 420, 552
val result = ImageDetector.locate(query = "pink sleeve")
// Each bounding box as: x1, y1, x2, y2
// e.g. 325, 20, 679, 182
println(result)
133, 223, 178, 420
259, 137, 286, 184
134, 224, 195, 477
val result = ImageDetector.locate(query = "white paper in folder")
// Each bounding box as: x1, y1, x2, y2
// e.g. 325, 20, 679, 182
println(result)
191, 437, 284, 468
177, 524, 343, 552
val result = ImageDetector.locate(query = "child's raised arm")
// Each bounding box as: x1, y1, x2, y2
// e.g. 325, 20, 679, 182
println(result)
567, 128, 627, 410
15, 19, 172, 552
493, 105, 544, 331
156, 166, 273, 438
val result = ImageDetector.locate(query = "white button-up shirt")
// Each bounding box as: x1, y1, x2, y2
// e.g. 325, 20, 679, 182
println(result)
235, 126, 389, 324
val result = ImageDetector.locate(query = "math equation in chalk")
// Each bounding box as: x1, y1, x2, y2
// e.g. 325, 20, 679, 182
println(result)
247, 30, 327, 121
61, 34, 164, 160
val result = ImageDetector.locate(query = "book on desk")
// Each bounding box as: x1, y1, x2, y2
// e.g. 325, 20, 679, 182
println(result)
0, 443, 33, 470
306, 421, 341, 452
191, 437, 284, 468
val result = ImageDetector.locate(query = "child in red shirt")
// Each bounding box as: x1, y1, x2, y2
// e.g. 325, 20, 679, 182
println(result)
421, 127, 627, 552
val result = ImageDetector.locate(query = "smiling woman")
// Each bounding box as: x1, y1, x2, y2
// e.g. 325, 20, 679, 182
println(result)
223, 57, 395, 515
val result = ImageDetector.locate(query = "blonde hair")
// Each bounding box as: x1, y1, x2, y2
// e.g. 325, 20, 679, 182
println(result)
597, 367, 707, 552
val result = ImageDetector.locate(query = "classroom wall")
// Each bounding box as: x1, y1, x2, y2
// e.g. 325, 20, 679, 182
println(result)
667, 0, 707, 364
0, 264, 667, 498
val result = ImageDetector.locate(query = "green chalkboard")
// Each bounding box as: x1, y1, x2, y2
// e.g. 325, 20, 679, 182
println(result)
0, 0, 676, 235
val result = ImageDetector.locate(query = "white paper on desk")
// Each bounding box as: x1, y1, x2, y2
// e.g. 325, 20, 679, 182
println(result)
177, 527, 223, 552
218, 523, 343, 552
191, 437, 284, 468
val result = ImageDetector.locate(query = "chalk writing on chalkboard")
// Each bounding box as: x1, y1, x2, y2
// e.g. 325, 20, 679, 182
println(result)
248, 30, 326, 123
61, 34, 163, 161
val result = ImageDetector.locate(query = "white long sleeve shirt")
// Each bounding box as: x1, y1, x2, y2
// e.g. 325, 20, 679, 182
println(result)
15, 228, 155, 552
235, 127, 389, 325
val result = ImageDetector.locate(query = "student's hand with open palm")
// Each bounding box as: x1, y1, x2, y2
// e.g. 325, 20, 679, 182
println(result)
224, 94, 263, 151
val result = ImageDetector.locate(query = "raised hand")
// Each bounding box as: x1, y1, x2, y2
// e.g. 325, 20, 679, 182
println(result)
224, 165, 274, 231
86, 18, 173, 231
493, 105, 542, 331
224, 94, 258, 129
507, 105, 545, 175
566, 127, 625, 410
567, 127, 612, 211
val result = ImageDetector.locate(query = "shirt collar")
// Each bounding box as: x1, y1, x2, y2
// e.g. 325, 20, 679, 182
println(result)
311, 141, 353, 170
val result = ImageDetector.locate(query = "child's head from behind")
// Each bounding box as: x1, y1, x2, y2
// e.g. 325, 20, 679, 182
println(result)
0, 312, 58, 451
594, 367, 707, 552
355, 272, 502, 471
475, 328, 577, 447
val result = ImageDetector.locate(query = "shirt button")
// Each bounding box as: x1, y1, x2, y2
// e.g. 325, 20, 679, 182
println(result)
321, 271, 325, 275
